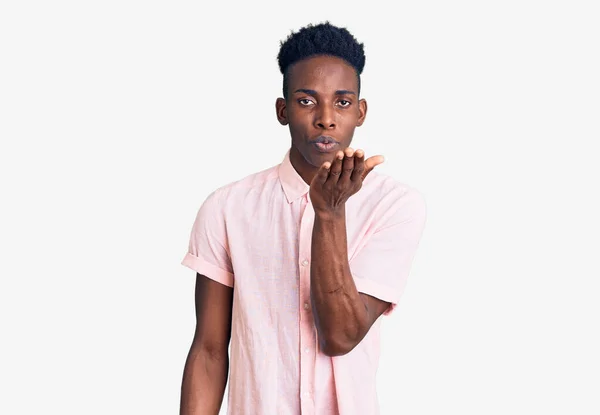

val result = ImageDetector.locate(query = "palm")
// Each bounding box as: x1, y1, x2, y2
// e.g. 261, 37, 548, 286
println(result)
309, 148, 385, 214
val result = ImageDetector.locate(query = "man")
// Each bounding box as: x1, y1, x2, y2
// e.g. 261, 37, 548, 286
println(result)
180, 22, 427, 415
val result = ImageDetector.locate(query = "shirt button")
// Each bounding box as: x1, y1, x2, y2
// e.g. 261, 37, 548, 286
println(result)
301, 259, 309, 266
304, 302, 310, 310
304, 347, 310, 353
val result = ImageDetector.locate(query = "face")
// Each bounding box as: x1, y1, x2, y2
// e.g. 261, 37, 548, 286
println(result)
276, 55, 367, 183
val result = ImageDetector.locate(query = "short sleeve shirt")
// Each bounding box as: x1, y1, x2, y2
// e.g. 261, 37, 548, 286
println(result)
182, 150, 427, 415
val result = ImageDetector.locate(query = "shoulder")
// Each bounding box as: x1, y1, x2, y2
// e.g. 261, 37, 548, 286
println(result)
350, 171, 428, 240
360, 170, 427, 214
202, 162, 281, 208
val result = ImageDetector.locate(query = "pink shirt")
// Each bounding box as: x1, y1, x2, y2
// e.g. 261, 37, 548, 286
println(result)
182, 150, 427, 415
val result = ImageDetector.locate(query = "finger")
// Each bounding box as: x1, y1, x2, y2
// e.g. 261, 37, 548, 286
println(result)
315, 161, 332, 185
326, 150, 344, 183
339, 147, 355, 182
351, 149, 365, 182
362, 155, 385, 180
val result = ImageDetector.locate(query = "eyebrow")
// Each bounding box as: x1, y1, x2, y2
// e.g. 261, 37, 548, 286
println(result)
294, 88, 356, 96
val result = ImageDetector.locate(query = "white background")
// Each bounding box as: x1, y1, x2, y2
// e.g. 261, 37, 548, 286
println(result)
1, 1, 599, 414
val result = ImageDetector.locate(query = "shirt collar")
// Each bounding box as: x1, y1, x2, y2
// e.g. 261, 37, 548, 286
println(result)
278, 149, 310, 204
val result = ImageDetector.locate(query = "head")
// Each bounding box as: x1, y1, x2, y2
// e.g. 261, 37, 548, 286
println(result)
275, 22, 368, 179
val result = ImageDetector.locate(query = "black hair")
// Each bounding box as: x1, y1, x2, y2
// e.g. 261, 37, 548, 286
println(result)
277, 21, 366, 99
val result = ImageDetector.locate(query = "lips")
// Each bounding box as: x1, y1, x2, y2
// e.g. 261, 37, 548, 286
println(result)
312, 142, 339, 153
314, 142, 337, 151
313, 136, 337, 144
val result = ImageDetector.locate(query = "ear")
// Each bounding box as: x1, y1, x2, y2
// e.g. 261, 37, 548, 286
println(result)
276, 98, 288, 125
356, 98, 367, 126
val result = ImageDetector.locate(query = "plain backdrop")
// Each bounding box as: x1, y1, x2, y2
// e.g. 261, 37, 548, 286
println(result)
1, 1, 599, 414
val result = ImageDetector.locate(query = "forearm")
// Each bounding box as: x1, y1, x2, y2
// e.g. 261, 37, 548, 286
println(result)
180, 346, 229, 415
310, 206, 369, 356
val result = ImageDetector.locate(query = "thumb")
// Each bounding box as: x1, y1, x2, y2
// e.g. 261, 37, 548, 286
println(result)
362, 155, 385, 180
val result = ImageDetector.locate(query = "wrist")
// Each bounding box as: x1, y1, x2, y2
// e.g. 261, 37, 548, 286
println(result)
314, 205, 346, 221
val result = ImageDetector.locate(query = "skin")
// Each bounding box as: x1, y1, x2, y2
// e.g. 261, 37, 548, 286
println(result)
180, 275, 232, 415
276, 55, 370, 184
276, 55, 391, 356
180, 54, 392, 414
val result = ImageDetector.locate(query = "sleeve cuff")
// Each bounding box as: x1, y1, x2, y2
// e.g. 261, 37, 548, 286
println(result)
181, 253, 234, 287
353, 276, 401, 316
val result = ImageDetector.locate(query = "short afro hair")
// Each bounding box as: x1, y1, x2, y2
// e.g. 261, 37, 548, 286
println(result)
277, 21, 366, 99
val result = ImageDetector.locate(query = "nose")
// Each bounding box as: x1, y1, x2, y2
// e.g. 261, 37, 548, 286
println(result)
314, 105, 336, 130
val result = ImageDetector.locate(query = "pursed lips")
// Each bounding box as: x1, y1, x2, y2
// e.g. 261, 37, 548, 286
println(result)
311, 135, 339, 145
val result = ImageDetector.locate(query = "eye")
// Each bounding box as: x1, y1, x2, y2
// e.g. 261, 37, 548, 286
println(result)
298, 98, 315, 106
337, 100, 351, 107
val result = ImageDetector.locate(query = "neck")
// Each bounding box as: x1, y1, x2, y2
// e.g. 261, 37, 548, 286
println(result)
289, 146, 319, 185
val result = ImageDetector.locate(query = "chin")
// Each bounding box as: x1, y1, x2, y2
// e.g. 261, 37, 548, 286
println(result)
302, 152, 325, 168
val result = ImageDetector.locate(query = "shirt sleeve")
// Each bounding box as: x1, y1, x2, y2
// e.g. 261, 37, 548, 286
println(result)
181, 189, 234, 287
349, 187, 427, 315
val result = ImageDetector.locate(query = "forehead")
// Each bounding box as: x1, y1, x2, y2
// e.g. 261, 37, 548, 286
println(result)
287, 55, 358, 91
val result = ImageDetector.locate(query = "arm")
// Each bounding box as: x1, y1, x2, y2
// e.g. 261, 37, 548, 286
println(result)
308, 147, 390, 357
309, 148, 427, 356
310, 207, 390, 357
180, 273, 233, 415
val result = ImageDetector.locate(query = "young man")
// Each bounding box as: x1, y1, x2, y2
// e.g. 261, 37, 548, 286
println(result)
180, 22, 427, 415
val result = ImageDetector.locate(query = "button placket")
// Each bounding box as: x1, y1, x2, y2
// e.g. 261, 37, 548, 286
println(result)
298, 193, 316, 414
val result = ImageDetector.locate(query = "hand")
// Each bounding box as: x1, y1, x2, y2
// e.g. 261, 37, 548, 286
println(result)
309, 147, 385, 216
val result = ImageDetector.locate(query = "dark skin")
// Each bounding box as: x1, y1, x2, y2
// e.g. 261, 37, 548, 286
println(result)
180, 55, 391, 414
276, 55, 391, 356
180, 274, 232, 415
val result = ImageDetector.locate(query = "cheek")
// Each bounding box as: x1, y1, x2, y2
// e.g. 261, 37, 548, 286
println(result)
343, 108, 362, 124
288, 110, 312, 128
337, 113, 354, 128
287, 117, 307, 139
